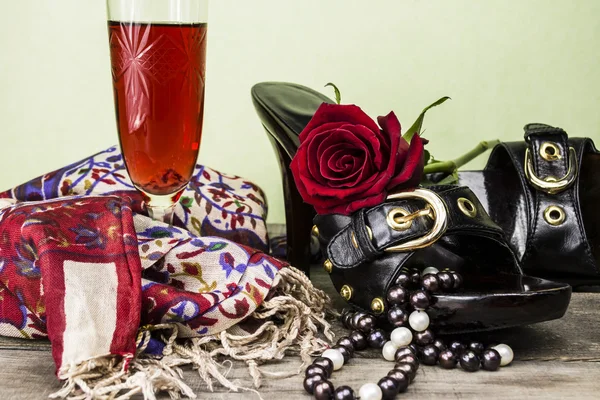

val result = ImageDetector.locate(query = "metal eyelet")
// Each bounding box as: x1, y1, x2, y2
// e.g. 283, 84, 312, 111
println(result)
540, 142, 562, 161
311, 225, 320, 237
323, 259, 333, 273
386, 207, 412, 231
457, 197, 477, 218
544, 205, 566, 226
384, 189, 449, 252
340, 285, 353, 300
371, 297, 385, 314
350, 226, 373, 248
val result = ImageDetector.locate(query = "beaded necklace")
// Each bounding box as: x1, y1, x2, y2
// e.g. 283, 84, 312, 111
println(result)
303, 268, 514, 400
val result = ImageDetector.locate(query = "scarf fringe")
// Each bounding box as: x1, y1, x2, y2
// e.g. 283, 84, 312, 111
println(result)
49, 266, 334, 400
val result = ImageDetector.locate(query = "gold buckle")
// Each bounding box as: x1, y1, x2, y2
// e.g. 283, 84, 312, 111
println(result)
384, 188, 448, 252
524, 147, 577, 194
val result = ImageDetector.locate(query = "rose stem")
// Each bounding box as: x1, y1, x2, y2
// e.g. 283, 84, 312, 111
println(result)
422, 139, 501, 174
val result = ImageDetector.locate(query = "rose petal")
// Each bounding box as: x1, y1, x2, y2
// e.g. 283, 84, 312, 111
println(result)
299, 104, 380, 142
387, 134, 425, 190
340, 124, 384, 169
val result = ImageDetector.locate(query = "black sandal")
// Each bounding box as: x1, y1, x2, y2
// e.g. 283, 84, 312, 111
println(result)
458, 124, 600, 289
313, 185, 571, 333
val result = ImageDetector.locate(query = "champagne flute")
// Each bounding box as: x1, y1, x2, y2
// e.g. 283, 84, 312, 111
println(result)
106, 0, 208, 222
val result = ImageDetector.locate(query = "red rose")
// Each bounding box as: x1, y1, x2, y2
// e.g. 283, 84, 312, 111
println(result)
290, 103, 425, 215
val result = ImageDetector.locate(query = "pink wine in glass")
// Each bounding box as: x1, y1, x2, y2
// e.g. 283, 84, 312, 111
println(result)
108, 21, 207, 196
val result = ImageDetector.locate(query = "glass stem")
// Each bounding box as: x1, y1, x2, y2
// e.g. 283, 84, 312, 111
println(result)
146, 203, 176, 225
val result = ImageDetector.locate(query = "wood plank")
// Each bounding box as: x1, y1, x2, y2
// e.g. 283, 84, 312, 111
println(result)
0, 349, 599, 400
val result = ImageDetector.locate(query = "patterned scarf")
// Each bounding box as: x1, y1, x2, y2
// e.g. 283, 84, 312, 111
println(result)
0, 147, 332, 399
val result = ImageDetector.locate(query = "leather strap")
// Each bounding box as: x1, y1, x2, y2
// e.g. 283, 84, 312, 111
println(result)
326, 186, 506, 269
483, 124, 600, 279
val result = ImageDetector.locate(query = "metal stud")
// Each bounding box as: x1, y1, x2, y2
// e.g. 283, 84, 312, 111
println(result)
371, 297, 385, 314
323, 259, 333, 273
544, 205, 566, 226
340, 285, 353, 301
311, 225, 320, 237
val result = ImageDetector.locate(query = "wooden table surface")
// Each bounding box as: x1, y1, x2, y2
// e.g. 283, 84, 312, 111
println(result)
1, 266, 599, 400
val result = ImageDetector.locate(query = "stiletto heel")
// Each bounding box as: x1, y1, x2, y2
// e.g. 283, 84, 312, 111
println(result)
265, 130, 315, 274
252, 82, 333, 272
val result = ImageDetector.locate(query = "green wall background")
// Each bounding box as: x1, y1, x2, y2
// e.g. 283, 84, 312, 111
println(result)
1, 0, 598, 223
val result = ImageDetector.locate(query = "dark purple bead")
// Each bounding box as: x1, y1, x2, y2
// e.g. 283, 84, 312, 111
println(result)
351, 312, 366, 329
311, 357, 333, 377
303, 374, 325, 394
437, 272, 455, 290
386, 370, 409, 391
387, 305, 408, 327
357, 314, 376, 333
420, 344, 440, 366
415, 329, 435, 346
409, 290, 430, 310
332, 345, 352, 363
333, 385, 355, 400
438, 349, 458, 369
367, 329, 388, 349
394, 346, 416, 362
452, 272, 463, 289
305, 364, 327, 378
314, 380, 335, 400
459, 350, 481, 372
408, 344, 418, 354
432, 339, 447, 352
395, 272, 411, 287
422, 273, 440, 292
409, 270, 421, 286
337, 337, 355, 351
393, 362, 416, 382
449, 341, 466, 354
378, 376, 401, 400
342, 313, 353, 329
386, 285, 408, 305
481, 349, 501, 371
396, 354, 419, 369
349, 330, 368, 351
468, 341, 485, 356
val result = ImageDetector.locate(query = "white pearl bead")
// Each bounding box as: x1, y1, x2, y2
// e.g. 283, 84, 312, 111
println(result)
408, 310, 430, 332
382, 341, 399, 361
421, 266, 439, 276
493, 344, 514, 366
390, 327, 413, 347
322, 348, 344, 370
358, 382, 383, 400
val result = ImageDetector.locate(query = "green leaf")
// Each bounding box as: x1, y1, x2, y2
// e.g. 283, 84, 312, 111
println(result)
423, 149, 431, 165
403, 96, 451, 142
324, 82, 342, 104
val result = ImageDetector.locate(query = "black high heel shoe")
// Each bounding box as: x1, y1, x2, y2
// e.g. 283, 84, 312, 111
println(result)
251, 81, 600, 289
252, 82, 334, 274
